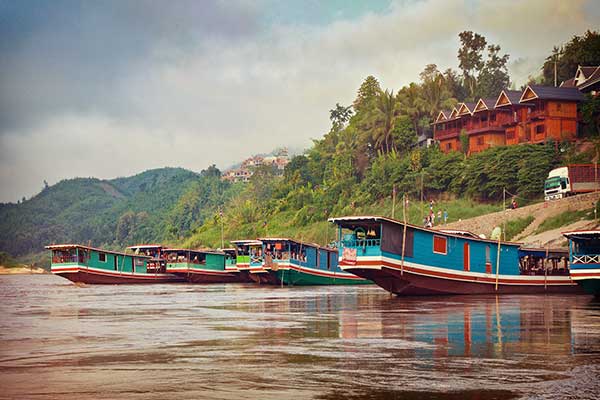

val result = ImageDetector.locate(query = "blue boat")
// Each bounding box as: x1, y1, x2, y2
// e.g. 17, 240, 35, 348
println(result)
563, 230, 600, 296
329, 216, 583, 296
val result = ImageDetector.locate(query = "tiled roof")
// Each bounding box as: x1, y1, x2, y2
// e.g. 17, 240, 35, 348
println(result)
504, 90, 522, 104
580, 66, 598, 78
560, 78, 576, 88
523, 85, 585, 102
580, 67, 600, 89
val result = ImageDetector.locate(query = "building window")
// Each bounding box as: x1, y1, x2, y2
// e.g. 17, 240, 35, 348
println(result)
477, 137, 484, 145
490, 113, 496, 122
433, 235, 447, 255
557, 103, 562, 111
506, 131, 515, 140
99, 252, 106, 262
446, 143, 452, 151
536, 125, 545, 134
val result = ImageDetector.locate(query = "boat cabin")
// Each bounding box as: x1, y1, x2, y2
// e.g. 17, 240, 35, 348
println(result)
46, 244, 150, 273
258, 237, 339, 272
230, 240, 263, 269
127, 244, 166, 273
518, 248, 569, 276
163, 249, 226, 272
563, 230, 600, 295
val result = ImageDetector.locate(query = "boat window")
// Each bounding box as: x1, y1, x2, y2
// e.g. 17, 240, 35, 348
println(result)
433, 235, 447, 255
114, 255, 118, 270
98, 252, 106, 262
131, 257, 135, 273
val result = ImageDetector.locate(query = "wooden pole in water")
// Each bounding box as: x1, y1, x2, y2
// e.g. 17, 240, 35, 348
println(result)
495, 233, 501, 291
502, 188, 506, 241
401, 193, 407, 277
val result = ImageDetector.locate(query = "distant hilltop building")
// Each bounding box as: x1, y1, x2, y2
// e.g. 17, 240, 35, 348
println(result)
222, 148, 290, 183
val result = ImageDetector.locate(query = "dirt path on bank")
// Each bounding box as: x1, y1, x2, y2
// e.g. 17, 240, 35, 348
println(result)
442, 192, 600, 248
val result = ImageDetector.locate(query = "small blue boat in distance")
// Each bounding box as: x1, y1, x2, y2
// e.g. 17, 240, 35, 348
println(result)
563, 230, 600, 296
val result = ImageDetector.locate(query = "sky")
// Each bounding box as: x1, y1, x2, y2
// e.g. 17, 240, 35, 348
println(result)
1, 0, 599, 202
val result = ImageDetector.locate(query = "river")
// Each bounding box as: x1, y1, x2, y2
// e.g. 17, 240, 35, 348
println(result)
1, 275, 599, 399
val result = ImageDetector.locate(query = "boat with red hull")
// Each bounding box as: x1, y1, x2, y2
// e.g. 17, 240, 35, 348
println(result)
47, 244, 183, 284
329, 216, 583, 296
564, 230, 600, 296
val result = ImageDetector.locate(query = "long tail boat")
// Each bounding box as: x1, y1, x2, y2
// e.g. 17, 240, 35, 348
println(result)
257, 237, 371, 286
46, 244, 183, 284
563, 230, 600, 296
328, 216, 583, 296
164, 248, 242, 283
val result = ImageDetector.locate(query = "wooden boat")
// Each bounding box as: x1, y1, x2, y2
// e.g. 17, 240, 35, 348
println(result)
230, 240, 273, 284
328, 216, 583, 296
46, 244, 182, 284
563, 230, 600, 296
259, 237, 371, 286
164, 248, 242, 283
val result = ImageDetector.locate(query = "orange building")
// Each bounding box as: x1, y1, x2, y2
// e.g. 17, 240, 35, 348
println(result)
433, 85, 584, 155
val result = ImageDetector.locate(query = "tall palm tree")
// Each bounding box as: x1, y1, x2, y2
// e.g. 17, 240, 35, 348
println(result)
371, 90, 399, 153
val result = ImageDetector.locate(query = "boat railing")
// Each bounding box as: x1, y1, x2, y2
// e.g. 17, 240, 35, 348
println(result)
572, 254, 600, 264
52, 255, 85, 264
340, 238, 381, 248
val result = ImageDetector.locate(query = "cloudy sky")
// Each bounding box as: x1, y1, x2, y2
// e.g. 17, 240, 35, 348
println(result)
1, 0, 599, 202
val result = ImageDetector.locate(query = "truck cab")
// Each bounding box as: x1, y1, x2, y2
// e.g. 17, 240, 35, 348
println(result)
544, 167, 570, 201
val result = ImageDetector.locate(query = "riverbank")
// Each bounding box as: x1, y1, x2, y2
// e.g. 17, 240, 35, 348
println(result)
0, 265, 47, 275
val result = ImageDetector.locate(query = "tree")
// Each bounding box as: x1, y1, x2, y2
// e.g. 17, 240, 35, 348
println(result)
458, 31, 487, 98
329, 103, 353, 131
477, 45, 510, 98
542, 30, 600, 86
419, 64, 456, 117
581, 94, 600, 136
392, 115, 417, 155
371, 90, 399, 153
397, 83, 426, 136
353, 76, 382, 113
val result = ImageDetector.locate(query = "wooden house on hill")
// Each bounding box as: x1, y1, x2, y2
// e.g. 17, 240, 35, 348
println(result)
432, 85, 585, 155
519, 85, 584, 144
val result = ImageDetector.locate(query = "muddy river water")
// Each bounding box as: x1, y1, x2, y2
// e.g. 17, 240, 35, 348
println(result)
1, 275, 600, 399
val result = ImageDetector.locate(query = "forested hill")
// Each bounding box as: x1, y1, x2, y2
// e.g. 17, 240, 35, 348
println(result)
0, 167, 236, 257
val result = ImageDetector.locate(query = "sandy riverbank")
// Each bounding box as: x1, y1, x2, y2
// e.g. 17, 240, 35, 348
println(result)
0, 265, 47, 275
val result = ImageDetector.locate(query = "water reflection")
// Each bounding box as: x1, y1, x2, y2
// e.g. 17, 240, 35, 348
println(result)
1, 276, 600, 399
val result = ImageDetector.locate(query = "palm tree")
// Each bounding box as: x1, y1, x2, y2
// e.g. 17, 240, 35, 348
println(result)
371, 90, 399, 153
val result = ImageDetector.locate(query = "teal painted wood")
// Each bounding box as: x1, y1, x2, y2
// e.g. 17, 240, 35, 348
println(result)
275, 268, 370, 286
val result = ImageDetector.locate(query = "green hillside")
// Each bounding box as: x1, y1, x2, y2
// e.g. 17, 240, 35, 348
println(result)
0, 167, 237, 258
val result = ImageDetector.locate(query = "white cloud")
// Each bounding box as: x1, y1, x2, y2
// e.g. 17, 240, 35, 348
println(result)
0, 0, 597, 201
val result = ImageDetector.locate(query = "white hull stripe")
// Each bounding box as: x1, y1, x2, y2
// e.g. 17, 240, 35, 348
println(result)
52, 266, 176, 279
341, 256, 575, 285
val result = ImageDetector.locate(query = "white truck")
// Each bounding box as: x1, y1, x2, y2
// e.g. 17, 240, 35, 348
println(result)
544, 164, 600, 201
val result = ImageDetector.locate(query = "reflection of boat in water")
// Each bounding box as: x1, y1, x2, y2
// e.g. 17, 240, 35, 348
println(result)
338, 295, 580, 358
164, 248, 243, 283
46, 244, 182, 284
258, 238, 371, 286
564, 230, 600, 296
329, 216, 583, 296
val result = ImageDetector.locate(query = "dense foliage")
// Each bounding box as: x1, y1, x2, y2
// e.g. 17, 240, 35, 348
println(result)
0, 167, 234, 256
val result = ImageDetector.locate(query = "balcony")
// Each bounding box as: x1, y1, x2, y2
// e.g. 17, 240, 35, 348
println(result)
572, 254, 600, 265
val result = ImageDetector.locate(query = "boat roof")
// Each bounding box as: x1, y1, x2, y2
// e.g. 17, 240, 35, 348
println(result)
45, 244, 151, 258
563, 230, 600, 240
127, 244, 164, 249
438, 229, 480, 238
163, 248, 226, 255
230, 239, 263, 246
328, 215, 522, 246
519, 247, 568, 257
258, 237, 335, 252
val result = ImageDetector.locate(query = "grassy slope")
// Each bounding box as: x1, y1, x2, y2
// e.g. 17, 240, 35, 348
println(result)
182, 197, 502, 249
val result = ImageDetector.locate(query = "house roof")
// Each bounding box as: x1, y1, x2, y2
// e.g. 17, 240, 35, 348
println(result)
494, 90, 522, 108
579, 67, 600, 89
580, 66, 598, 78
434, 110, 448, 123
520, 85, 585, 102
560, 78, 576, 88
473, 98, 496, 112
458, 102, 476, 116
